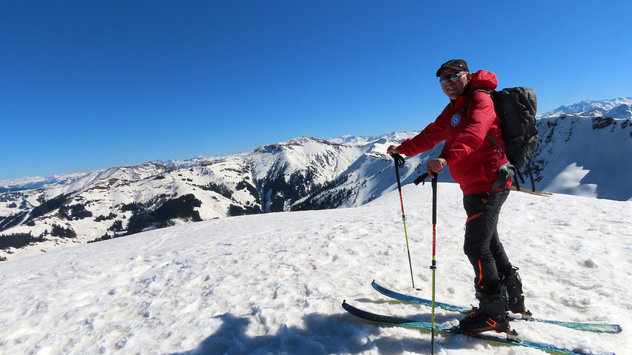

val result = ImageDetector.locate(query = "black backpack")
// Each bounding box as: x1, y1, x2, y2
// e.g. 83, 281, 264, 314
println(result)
464, 87, 539, 191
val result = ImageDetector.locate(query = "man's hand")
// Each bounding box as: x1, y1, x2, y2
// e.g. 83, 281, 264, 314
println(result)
427, 158, 447, 178
387, 145, 399, 155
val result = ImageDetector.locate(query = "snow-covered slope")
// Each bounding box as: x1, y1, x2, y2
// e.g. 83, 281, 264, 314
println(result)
2, 97, 631, 261
530, 115, 632, 200
0, 183, 629, 354
0, 137, 420, 261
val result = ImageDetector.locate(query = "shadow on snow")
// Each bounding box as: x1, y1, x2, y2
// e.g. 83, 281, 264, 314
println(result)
170, 310, 468, 355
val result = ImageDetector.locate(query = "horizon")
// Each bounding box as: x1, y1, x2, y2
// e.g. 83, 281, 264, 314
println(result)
2, 108, 631, 183
1, 97, 629, 183
2, 1, 631, 180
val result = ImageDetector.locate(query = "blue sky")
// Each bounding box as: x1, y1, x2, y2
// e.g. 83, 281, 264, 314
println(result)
1, 1, 631, 180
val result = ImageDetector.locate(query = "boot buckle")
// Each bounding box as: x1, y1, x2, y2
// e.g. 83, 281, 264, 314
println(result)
485, 317, 498, 328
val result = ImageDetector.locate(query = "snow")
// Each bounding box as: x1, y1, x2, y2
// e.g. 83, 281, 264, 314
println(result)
540, 97, 632, 118
328, 132, 420, 146
544, 163, 597, 198
2, 112, 631, 264
0, 182, 629, 354
533, 115, 632, 201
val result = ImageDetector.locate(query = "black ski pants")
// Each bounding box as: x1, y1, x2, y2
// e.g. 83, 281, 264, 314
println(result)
462, 189, 512, 295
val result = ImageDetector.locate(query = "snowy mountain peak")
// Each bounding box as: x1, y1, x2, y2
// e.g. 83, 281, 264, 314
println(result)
2, 97, 632, 262
328, 131, 419, 146
541, 97, 632, 118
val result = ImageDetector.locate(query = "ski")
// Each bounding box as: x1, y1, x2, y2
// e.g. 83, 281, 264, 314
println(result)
342, 300, 614, 355
372, 280, 622, 334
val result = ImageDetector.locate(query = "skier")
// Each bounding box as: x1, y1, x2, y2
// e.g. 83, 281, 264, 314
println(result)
386, 59, 526, 333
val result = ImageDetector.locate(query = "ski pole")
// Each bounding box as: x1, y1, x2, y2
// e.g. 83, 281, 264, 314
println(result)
413, 172, 438, 353
391, 153, 418, 290
414, 172, 438, 353
430, 174, 438, 355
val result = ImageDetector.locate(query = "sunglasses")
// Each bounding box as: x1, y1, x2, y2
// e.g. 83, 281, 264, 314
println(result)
439, 72, 467, 84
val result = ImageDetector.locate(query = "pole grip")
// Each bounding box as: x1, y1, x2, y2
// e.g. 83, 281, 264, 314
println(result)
392, 155, 403, 190
414, 171, 440, 186
413, 173, 427, 185
391, 153, 405, 168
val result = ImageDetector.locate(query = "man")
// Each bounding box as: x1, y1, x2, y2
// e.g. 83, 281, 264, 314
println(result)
386, 59, 526, 334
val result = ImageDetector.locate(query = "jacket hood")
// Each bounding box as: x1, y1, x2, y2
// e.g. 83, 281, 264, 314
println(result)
468, 70, 498, 91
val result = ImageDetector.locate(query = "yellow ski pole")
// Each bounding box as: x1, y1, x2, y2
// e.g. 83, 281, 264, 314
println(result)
391, 153, 417, 290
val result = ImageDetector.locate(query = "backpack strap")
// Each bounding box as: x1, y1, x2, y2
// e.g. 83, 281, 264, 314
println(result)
461, 88, 508, 158
462, 89, 501, 151
462, 89, 514, 195
461, 89, 491, 116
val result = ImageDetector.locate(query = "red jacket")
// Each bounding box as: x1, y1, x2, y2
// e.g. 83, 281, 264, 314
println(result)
398, 70, 511, 195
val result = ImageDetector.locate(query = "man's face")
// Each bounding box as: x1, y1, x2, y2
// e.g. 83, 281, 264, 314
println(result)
439, 68, 470, 100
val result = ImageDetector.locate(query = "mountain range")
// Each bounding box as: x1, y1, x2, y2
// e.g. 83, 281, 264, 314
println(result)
540, 96, 632, 118
1, 97, 631, 261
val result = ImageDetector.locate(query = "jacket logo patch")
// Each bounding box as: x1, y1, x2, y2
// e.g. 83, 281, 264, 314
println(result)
451, 113, 462, 127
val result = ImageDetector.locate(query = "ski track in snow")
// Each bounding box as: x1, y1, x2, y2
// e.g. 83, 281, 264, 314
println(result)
0, 183, 630, 354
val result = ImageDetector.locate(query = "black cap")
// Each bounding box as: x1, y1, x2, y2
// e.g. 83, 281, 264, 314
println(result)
436, 59, 469, 77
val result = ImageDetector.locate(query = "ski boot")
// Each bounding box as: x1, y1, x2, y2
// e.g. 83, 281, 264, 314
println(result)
502, 267, 526, 314
459, 290, 510, 334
